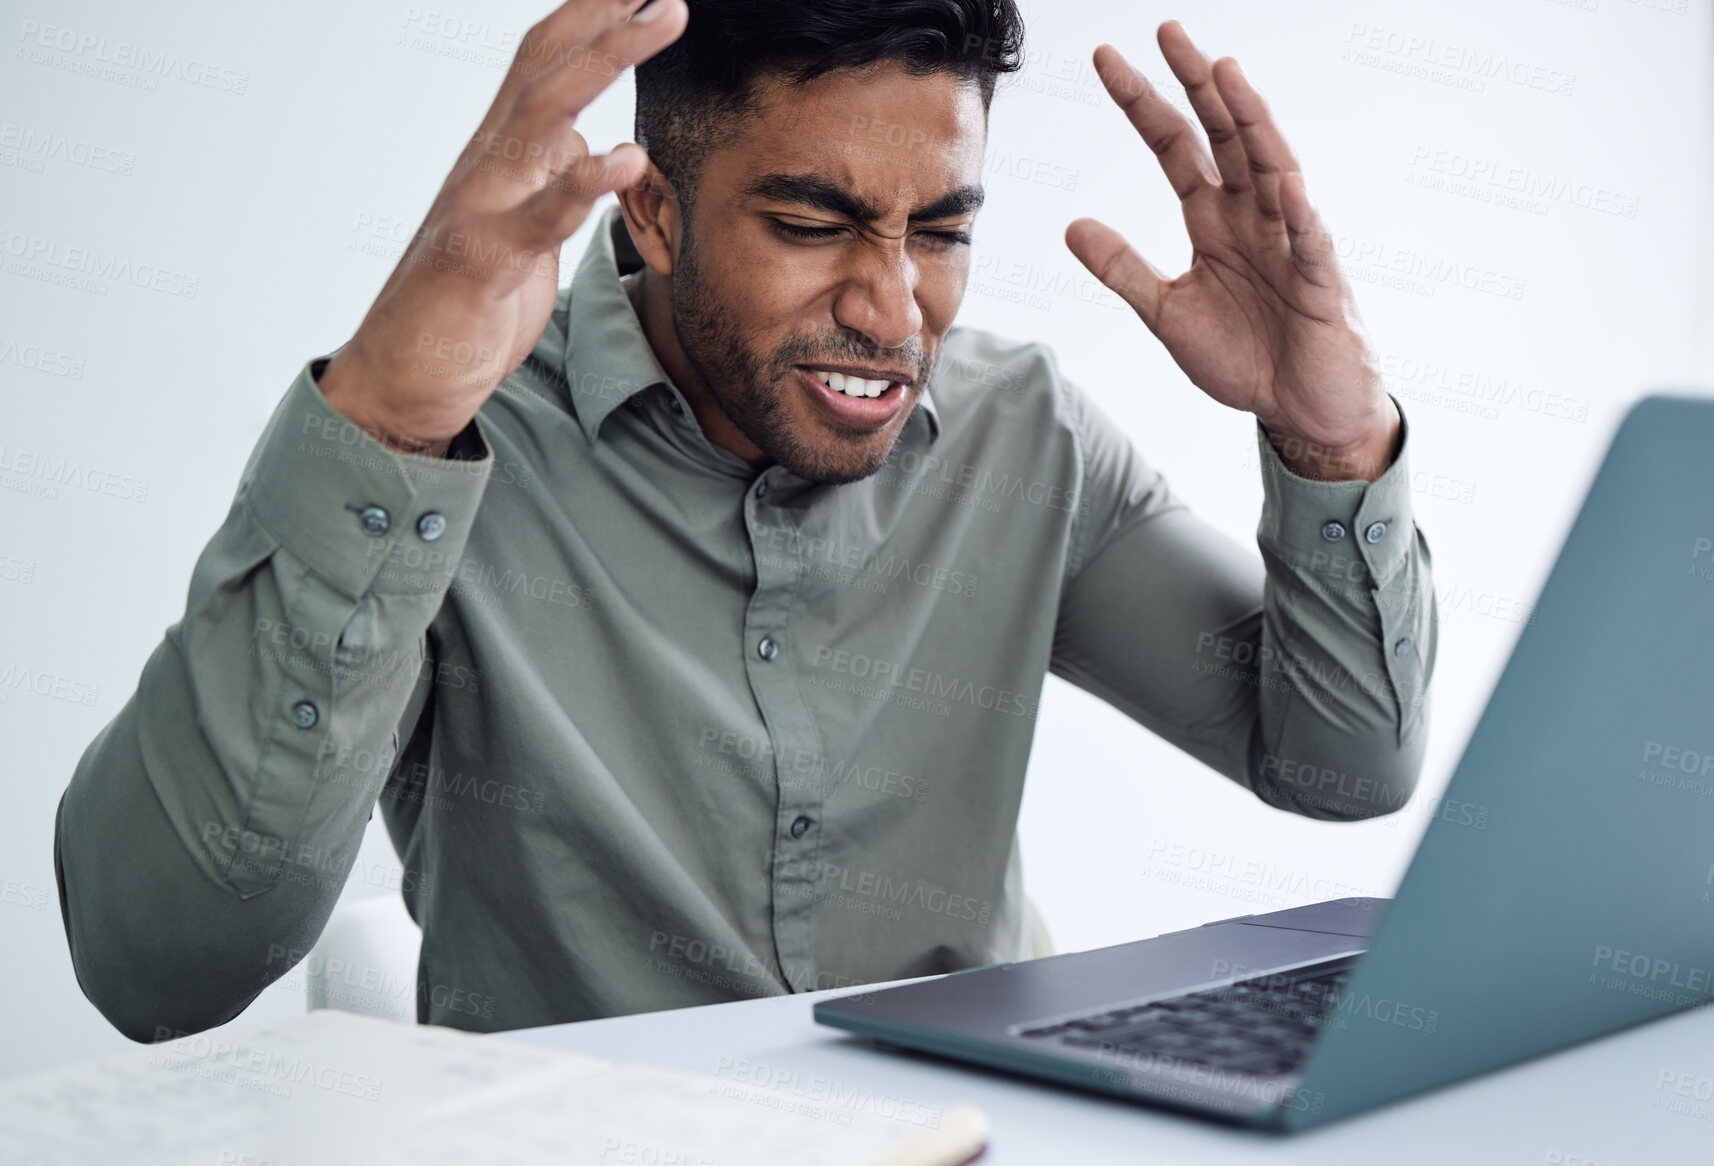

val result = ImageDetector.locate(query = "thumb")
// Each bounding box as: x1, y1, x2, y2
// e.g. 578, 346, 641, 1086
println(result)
1065, 217, 1167, 331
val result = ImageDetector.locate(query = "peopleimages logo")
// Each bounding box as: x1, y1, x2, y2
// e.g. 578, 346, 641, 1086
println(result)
751, 523, 978, 600
774, 858, 993, 924
877, 447, 1090, 516
1332, 233, 1527, 301
15, 20, 251, 94
0, 122, 136, 175
1591, 944, 1714, 995
1405, 145, 1641, 219
810, 645, 1036, 719
0, 443, 150, 502
1341, 23, 1577, 96
1641, 740, 1714, 778
0, 228, 200, 298
1690, 537, 1714, 583
1207, 959, 1440, 1035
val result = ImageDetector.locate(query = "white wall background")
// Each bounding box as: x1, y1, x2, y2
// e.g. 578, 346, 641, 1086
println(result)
2, 0, 1710, 1078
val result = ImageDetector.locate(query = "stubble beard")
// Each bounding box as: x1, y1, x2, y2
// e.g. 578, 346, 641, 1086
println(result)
668, 218, 928, 485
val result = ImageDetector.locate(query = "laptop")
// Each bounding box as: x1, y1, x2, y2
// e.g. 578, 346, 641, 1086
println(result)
815, 392, 1714, 1129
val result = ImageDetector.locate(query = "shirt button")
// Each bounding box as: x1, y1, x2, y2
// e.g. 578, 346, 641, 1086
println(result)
1394, 637, 1412, 658
417, 512, 447, 541
790, 815, 812, 838
669, 398, 685, 417
1320, 521, 1346, 542
1365, 521, 1388, 544
755, 478, 769, 500
291, 700, 319, 729
358, 505, 390, 537
757, 636, 778, 661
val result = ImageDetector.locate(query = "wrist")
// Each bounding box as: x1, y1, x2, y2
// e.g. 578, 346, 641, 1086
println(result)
317, 347, 457, 458
1260, 395, 1400, 483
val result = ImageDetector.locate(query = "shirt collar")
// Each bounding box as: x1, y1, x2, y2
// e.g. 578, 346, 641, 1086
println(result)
561, 204, 939, 447
562, 206, 674, 445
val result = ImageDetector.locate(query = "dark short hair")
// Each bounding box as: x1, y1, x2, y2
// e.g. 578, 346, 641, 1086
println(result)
634, 0, 1026, 215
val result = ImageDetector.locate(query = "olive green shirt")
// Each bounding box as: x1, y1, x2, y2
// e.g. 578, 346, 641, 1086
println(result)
55, 206, 1436, 1041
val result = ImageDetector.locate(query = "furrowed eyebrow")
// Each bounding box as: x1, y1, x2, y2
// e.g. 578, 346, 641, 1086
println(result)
910, 185, 985, 221
740, 173, 984, 223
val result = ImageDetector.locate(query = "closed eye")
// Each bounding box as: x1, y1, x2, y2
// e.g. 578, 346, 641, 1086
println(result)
768, 218, 971, 247
771, 220, 844, 241
922, 229, 972, 247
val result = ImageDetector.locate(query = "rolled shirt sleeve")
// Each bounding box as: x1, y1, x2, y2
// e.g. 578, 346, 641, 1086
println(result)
54, 355, 491, 1039
1050, 388, 1436, 821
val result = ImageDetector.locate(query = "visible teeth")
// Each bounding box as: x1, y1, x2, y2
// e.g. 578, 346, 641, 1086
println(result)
810, 369, 893, 398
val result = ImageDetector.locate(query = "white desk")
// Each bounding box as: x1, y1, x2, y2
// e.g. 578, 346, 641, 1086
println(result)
503, 979, 1714, 1164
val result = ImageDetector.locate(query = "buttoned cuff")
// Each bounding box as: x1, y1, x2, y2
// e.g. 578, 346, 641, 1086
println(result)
1255, 394, 1430, 743
1255, 393, 1415, 589
239, 356, 493, 600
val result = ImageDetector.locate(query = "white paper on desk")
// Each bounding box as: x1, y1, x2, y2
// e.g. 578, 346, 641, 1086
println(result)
0, 1009, 607, 1166
376, 1060, 984, 1166
0, 1009, 984, 1166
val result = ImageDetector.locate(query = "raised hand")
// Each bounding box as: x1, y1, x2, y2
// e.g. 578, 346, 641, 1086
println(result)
1065, 21, 1398, 482
319, 0, 688, 455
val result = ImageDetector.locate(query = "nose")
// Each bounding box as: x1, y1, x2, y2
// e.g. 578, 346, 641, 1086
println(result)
832, 237, 923, 352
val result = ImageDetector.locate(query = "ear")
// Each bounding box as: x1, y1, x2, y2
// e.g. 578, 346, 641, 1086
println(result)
616, 155, 681, 278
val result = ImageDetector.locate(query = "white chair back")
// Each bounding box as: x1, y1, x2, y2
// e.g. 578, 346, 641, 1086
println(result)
304, 894, 422, 1023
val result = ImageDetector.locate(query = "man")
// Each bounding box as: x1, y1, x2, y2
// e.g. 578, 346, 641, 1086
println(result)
55, 0, 1435, 1042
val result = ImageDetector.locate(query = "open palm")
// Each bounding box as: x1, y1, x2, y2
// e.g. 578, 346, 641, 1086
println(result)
1066, 22, 1396, 477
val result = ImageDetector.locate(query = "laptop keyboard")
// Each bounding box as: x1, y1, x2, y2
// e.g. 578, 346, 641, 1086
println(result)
1015, 959, 1356, 1078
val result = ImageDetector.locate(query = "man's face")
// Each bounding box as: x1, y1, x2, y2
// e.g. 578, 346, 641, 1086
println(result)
668, 61, 986, 484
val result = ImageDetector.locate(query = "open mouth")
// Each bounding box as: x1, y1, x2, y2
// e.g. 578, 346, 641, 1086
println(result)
794, 366, 910, 429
